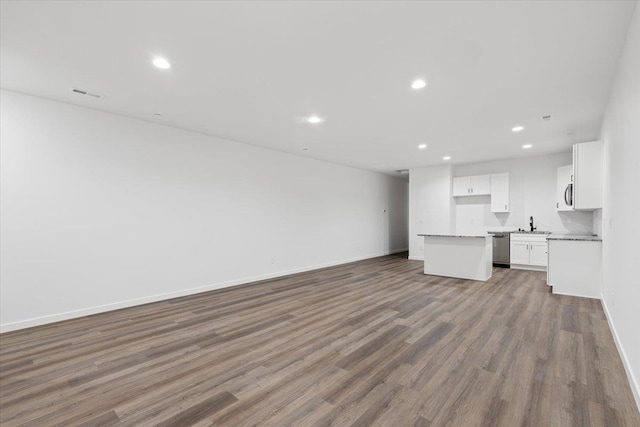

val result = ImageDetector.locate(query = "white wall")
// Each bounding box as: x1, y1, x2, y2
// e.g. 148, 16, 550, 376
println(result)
0, 90, 409, 331
599, 2, 640, 409
408, 165, 455, 260
453, 153, 594, 235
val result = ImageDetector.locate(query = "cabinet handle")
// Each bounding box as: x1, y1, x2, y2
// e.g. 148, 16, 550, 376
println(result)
557, 202, 559, 208
505, 204, 507, 210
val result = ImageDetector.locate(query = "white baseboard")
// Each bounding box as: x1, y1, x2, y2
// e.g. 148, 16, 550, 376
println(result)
601, 295, 640, 412
408, 255, 423, 261
509, 264, 547, 271
390, 248, 408, 254
0, 249, 405, 333
551, 290, 600, 300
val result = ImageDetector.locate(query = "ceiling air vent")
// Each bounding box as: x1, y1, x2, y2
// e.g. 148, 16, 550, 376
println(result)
71, 88, 104, 99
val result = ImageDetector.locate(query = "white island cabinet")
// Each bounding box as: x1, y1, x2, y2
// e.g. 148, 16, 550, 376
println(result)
419, 234, 492, 281
547, 235, 602, 299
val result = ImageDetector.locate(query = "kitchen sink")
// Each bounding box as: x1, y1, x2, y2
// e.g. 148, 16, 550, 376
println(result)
512, 230, 550, 234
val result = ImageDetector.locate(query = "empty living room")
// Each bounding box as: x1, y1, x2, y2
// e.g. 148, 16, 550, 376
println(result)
1, 1, 639, 426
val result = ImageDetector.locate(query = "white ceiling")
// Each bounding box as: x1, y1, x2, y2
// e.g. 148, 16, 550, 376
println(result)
1, 1, 636, 174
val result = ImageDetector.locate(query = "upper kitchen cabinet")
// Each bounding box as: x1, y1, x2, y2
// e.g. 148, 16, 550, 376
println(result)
490, 173, 509, 213
556, 165, 573, 211
573, 141, 602, 210
452, 175, 491, 196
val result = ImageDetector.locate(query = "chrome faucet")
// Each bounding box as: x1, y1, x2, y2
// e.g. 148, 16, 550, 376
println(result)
530, 216, 536, 232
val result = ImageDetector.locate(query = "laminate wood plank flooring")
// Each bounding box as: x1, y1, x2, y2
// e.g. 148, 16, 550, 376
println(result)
1, 253, 639, 426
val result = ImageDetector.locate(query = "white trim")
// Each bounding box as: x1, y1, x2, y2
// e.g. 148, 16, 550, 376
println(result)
408, 255, 423, 261
390, 248, 408, 254
551, 290, 600, 300
0, 249, 406, 333
509, 264, 547, 271
601, 295, 640, 412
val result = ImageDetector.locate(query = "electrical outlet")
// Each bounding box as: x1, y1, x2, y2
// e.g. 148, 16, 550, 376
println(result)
271, 258, 275, 265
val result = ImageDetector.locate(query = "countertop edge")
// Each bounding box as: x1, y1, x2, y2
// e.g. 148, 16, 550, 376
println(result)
547, 236, 603, 242
418, 234, 489, 239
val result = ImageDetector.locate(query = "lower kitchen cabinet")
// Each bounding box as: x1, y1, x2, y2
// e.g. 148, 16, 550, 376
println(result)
510, 241, 529, 265
510, 233, 548, 270
530, 242, 548, 266
547, 238, 602, 298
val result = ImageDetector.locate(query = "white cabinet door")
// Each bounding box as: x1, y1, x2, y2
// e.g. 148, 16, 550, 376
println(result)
470, 175, 491, 195
573, 141, 602, 210
530, 242, 548, 267
453, 176, 471, 196
510, 242, 530, 265
556, 165, 573, 211
453, 174, 491, 196
490, 173, 509, 213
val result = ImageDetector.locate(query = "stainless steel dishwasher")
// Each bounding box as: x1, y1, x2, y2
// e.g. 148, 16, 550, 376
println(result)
488, 231, 510, 267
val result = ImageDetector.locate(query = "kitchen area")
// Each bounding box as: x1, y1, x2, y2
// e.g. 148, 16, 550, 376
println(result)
412, 140, 603, 299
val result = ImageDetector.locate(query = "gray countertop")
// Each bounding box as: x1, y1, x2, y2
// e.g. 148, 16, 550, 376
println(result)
418, 234, 489, 239
510, 231, 551, 235
547, 233, 602, 242
418, 232, 602, 241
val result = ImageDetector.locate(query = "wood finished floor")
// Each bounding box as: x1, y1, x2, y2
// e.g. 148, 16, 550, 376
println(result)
1, 253, 639, 426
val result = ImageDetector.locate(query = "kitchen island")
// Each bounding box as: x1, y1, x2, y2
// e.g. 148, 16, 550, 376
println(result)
418, 234, 493, 281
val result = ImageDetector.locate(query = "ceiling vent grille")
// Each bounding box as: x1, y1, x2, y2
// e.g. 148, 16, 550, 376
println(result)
71, 88, 104, 99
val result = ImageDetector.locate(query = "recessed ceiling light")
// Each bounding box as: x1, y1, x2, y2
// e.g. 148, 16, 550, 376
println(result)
443, 156, 451, 160
418, 143, 427, 149
512, 126, 524, 132
152, 57, 171, 69
411, 79, 427, 90
522, 144, 532, 149
306, 115, 324, 124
